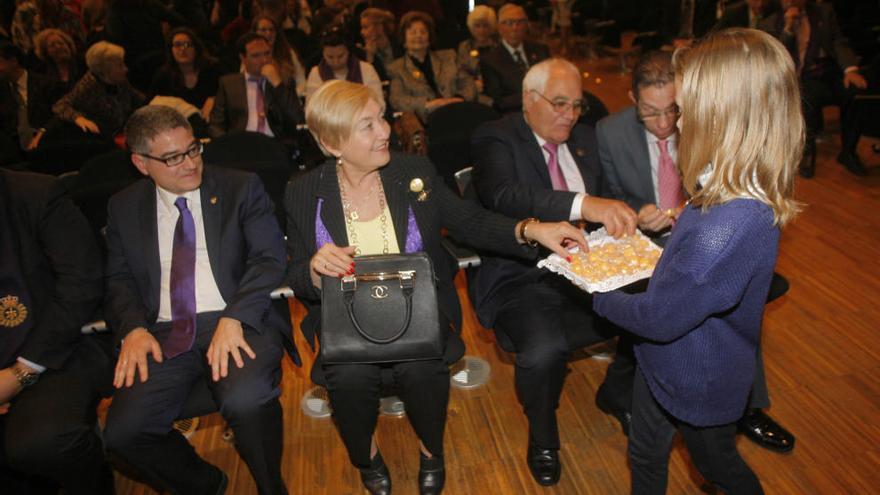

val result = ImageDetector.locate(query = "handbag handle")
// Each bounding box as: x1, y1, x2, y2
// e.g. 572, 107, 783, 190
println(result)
342, 271, 415, 345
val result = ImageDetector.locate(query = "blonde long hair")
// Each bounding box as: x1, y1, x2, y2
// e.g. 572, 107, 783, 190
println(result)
675, 28, 803, 225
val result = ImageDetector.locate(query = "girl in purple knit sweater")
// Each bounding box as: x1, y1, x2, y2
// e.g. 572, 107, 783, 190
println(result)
593, 28, 803, 495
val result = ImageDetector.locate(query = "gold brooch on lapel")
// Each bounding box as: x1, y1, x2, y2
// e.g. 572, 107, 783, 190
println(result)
210, 196, 218, 205
575, 148, 585, 157
469, 49, 479, 58
410, 178, 429, 202
412, 70, 422, 79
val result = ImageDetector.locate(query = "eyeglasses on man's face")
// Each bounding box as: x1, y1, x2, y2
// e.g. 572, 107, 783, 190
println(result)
637, 104, 681, 121
138, 141, 204, 167
172, 41, 194, 49
531, 90, 587, 115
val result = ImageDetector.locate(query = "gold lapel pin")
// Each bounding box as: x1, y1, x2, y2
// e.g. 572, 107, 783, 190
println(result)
210, 196, 218, 205
575, 148, 585, 157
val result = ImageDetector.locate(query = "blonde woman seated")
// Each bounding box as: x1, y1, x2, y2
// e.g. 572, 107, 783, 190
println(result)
388, 11, 478, 122
285, 80, 586, 495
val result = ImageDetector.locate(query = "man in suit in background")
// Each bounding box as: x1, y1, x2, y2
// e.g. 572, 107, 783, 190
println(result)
209, 33, 303, 141
103, 105, 296, 495
763, 0, 868, 177
470, 58, 638, 486
0, 41, 56, 160
479, 3, 550, 114
713, 0, 779, 31
0, 168, 114, 494
596, 49, 796, 454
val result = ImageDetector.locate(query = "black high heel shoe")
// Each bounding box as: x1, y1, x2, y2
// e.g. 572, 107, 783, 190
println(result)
359, 451, 392, 495
418, 452, 445, 495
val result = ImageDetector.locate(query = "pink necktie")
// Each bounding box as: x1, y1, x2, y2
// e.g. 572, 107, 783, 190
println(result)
542, 142, 568, 191
657, 140, 684, 210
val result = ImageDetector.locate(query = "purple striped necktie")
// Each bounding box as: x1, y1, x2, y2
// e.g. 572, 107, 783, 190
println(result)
164, 197, 197, 358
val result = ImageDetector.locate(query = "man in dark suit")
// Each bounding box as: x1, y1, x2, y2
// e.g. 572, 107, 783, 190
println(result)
209, 33, 304, 141
0, 42, 55, 161
763, 0, 869, 177
103, 105, 296, 495
479, 3, 550, 114
470, 58, 638, 486
713, 0, 779, 31
0, 169, 114, 494
596, 49, 796, 454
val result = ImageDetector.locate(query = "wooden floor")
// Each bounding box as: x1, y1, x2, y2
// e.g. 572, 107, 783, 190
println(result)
109, 56, 880, 494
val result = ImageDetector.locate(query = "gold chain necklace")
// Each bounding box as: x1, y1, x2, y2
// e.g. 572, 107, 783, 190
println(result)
337, 165, 390, 256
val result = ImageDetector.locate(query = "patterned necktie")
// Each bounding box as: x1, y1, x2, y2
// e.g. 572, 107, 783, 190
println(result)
657, 140, 684, 211
543, 142, 568, 191
249, 76, 267, 133
512, 49, 527, 70
164, 197, 197, 358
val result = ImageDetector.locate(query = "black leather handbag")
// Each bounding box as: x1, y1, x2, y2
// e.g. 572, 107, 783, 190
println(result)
320, 252, 444, 364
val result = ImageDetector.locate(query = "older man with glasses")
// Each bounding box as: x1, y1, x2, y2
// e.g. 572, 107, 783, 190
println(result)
596, 49, 796, 455
102, 105, 298, 495
479, 3, 550, 113
470, 58, 637, 486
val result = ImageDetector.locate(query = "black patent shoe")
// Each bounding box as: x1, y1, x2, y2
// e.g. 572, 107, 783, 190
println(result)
526, 444, 561, 486
359, 451, 392, 495
418, 453, 445, 495
738, 408, 795, 453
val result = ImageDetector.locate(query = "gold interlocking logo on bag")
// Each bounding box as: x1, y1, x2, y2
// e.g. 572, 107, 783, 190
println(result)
0, 295, 28, 327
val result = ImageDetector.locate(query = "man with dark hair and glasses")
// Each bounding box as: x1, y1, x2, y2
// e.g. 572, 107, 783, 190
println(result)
595, 49, 796, 455
470, 58, 637, 486
102, 105, 298, 495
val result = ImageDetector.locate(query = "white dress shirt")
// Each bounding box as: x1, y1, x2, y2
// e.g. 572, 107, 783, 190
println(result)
155, 186, 226, 322
532, 132, 588, 221
644, 130, 679, 205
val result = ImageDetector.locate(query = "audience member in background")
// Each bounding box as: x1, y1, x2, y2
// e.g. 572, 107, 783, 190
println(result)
305, 27, 382, 102
33, 28, 84, 97
456, 5, 497, 106
359, 7, 402, 82
388, 11, 477, 123
549, 0, 573, 54
596, 49, 796, 455
103, 105, 295, 495
763, 0, 869, 177
713, 0, 779, 31
81, 0, 110, 46
150, 27, 222, 121
470, 58, 638, 487
11, 0, 84, 55
480, 3, 550, 113
0, 41, 55, 156
252, 14, 308, 97
285, 79, 586, 495
0, 168, 114, 495
53, 41, 146, 140
210, 32, 304, 141
593, 28, 802, 494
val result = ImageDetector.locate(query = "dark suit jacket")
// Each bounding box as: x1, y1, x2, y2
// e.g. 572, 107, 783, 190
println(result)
469, 113, 603, 327
208, 73, 304, 140
479, 41, 550, 114
285, 154, 532, 367
763, 1, 859, 75
0, 71, 56, 144
104, 166, 297, 360
595, 106, 656, 212
1, 169, 103, 370
711, 1, 780, 31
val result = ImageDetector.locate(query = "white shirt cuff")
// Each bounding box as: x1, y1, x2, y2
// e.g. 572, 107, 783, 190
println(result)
17, 357, 46, 373
570, 193, 588, 222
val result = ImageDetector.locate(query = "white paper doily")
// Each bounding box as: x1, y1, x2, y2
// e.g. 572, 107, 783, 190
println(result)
537, 228, 663, 293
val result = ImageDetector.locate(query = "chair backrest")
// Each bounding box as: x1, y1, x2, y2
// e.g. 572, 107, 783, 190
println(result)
578, 90, 610, 128
453, 166, 473, 197
203, 131, 294, 228
29, 121, 116, 175
426, 102, 500, 190
70, 149, 141, 244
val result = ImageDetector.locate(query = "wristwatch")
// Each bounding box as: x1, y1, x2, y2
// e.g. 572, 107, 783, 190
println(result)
10, 364, 39, 388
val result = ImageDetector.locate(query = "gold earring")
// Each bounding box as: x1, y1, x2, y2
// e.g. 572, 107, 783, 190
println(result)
336, 156, 343, 167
